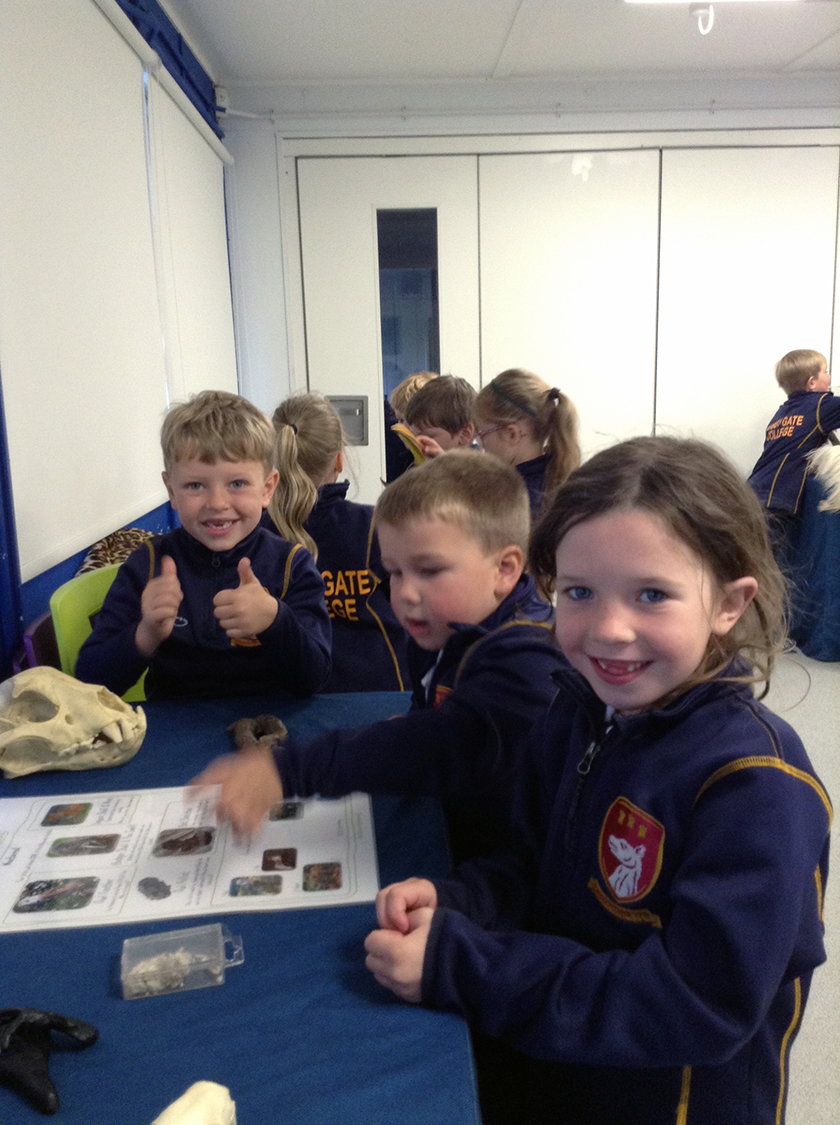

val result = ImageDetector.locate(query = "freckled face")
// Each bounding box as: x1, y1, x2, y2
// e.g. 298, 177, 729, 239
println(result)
378, 518, 517, 651
553, 509, 739, 713
163, 457, 278, 552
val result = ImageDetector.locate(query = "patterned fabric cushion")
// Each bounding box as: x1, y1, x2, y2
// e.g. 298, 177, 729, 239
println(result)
75, 529, 156, 575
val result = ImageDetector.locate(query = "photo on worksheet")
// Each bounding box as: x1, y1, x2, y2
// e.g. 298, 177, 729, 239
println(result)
40, 802, 92, 827
229, 875, 282, 896
12, 876, 99, 913
47, 834, 120, 858
303, 862, 342, 891
262, 847, 297, 871
151, 827, 215, 857
268, 801, 303, 821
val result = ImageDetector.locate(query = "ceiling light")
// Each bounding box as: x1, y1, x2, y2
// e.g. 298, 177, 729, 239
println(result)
625, 1, 802, 4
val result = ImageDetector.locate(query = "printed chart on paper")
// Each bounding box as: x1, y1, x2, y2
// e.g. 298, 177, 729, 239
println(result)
0, 786, 379, 932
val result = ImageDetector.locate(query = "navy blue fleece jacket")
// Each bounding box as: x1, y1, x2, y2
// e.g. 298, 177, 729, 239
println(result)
421, 665, 831, 1125
275, 573, 566, 858
295, 481, 409, 692
76, 526, 331, 700
748, 390, 840, 514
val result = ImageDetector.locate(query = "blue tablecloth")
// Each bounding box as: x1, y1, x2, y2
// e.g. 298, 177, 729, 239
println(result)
788, 477, 840, 661
0, 693, 480, 1125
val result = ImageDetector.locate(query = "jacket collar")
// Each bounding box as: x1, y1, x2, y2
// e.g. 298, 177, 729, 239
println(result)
444, 572, 552, 643
174, 523, 263, 568
314, 481, 351, 507
550, 659, 752, 735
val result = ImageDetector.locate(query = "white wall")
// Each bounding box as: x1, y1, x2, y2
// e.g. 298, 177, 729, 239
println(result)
0, 0, 237, 581
224, 125, 839, 493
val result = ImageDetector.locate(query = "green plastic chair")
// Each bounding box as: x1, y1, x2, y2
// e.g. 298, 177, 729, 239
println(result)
49, 565, 146, 702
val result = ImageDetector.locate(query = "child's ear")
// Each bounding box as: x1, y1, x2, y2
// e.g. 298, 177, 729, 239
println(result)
334, 450, 344, 475
262, 468, 280, 507
711, 577, 758, 636
455, 424, 474, 446
494, 545, 524, 598
162, 471, 177, 508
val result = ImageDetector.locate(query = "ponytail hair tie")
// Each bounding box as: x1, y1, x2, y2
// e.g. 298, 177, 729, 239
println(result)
489, 379, 538, 417
288, 422, 298, 435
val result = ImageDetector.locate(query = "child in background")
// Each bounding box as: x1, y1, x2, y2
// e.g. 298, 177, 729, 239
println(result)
76, 391, 331, 700
403, 375, 476, 459
390, 371, 439, 423
269, 393, 409, 692
474, 368, 580, 518
193, 451, 567, 863
748, 348, 839, 571
386, 371, 439, 481
365, 436, 830, 1125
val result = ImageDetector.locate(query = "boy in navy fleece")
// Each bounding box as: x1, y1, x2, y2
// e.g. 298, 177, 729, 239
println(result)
193, 451, 566, 860
748, 347, 839, 570
76, 391, 331, 700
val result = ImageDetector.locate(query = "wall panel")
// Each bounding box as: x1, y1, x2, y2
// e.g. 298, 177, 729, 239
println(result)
656, 146, 839, 475
479, 150, 661, 459
297, 155, 480, 502
0, 0, 167, 580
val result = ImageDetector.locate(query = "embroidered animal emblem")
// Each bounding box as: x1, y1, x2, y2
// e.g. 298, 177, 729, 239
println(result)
607, 835, 646, 898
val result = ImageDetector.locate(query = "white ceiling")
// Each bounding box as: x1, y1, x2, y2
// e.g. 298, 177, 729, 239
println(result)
165, 0, 840, 91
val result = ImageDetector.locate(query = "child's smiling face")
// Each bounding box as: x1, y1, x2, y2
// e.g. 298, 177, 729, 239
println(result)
164, 456, 278, 552
553, 509, 755, 713
378, 516, 521, 651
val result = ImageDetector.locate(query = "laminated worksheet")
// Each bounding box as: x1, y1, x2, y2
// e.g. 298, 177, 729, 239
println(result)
0, 787, 379, 932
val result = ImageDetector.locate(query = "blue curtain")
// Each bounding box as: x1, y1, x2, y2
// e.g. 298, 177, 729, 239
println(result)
114, 0, 222, 137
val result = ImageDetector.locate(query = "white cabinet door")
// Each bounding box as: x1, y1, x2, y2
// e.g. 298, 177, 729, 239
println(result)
656, 146, 839, 476
479, 150, 661, 460
297, 156, 480, 503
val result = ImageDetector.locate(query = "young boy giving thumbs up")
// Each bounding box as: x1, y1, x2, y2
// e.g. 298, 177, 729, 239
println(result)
76, 391, 330, 700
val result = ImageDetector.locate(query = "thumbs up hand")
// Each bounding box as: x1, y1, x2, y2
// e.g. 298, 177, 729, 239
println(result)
136, 555, 183, 656
213, 557, 278, 639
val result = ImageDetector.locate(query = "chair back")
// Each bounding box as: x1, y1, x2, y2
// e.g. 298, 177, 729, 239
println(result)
49, 565, 145, 701
21, 611, 60, 671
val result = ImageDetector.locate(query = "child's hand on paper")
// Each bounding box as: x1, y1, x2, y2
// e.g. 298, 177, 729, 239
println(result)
188, 748, 283, 836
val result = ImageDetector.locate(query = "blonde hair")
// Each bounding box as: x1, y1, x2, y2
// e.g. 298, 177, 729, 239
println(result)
390, 371, 438, 418
774, 349, 827, 395
531, 436, 787, 700
475, 369, 580, 495
375, 448, 530, 555
268, 394, 349, 560
161, 390, 275, 475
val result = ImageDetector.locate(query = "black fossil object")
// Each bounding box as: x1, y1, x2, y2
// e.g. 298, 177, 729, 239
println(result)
0, 1007, 98, 1115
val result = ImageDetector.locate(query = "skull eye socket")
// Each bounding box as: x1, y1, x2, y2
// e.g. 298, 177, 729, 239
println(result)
15, 691, 58, 722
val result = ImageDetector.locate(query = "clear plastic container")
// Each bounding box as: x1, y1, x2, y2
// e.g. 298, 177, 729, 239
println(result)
121, 922, 244, 1000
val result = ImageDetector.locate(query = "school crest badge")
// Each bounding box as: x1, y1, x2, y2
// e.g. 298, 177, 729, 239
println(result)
433, 685, 452, 709
598, 798, 664, 903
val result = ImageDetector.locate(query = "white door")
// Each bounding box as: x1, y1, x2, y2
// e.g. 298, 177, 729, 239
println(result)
656, 146, 840, 476
297, 155, 480, 503
479, 150, 661, 460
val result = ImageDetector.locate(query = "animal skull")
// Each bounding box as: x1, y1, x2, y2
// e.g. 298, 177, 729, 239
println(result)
152, 1081, 236, 1125
0, 667, 146, 779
